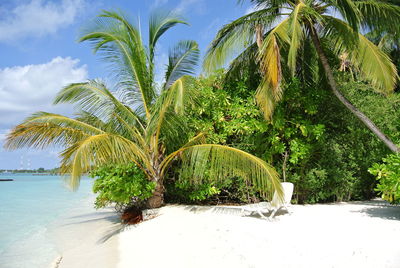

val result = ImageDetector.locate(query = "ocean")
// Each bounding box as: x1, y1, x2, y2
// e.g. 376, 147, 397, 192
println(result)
0, 174, 94, 268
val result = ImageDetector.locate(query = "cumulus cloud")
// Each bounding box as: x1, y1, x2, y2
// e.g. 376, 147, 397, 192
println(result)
0, 57, 88, 128
0, 0, 84, 42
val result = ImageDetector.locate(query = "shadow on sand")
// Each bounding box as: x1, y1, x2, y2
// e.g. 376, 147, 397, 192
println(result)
352, 200, 400, 221
182, 204, 288, 219
97, 222, 125, 243
59, 210, 125, 244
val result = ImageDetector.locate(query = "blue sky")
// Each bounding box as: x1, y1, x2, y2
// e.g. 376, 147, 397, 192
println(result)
0, 0, 253, 169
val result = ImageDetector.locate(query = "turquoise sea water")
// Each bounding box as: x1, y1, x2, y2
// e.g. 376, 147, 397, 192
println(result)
0, 174, 93, 268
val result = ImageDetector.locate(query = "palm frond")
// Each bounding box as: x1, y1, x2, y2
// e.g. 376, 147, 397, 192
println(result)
300, 38, 320, 87
54, 80, 144, 131
355, 0, 400, 34
147, 76, 198, 153
203, 8, 281, 73
5, 123, 89, 150
225, 42, 260, 81
257, 18, 290, 120
164, 40, 200, 89
350, 34, 398, 93
287, 1, 305, 75
180, 133, 207, 148
149, 11, 188, 64
19, 112, 103, 135
321, 15, 358, 52
74, 111, 109, 131
59, 134, 150, 190
326, 0, 360, 31
323, 16, 398, 93
4, 111, 105, 150
238, 0, 295, 13
79, 11, 153, 118
161, 144, 283, 201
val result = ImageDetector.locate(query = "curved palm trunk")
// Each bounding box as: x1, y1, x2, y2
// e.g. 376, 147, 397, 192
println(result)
309, 27, 400, 153
256, 24, 264, 48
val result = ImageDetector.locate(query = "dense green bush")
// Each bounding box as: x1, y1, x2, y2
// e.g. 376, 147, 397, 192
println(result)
165, 180, 221, 202
181, 71, 398, 204
91, 164, 155, 210
165, 176, 262, 204
90, 71, 400, 206
369, 154, 400, 204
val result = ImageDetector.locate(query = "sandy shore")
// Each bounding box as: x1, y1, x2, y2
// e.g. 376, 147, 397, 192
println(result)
119, 200, 400, 268
48, 196, 122, 268
53, 199, 400, 268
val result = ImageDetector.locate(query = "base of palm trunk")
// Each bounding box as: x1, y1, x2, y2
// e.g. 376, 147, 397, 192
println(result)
146, 193, 164, 208
145, 181, 165, 208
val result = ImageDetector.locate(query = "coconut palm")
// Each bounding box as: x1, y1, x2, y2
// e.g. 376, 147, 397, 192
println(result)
4, 10, 283, 208
204, 0, 400, 153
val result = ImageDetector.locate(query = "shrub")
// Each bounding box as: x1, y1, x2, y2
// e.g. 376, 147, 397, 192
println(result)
165, 180, 221, 202
369, 154, 400, 204
165, 176, 263, 204
185, 72, 397, 204
91, 163, 155, 210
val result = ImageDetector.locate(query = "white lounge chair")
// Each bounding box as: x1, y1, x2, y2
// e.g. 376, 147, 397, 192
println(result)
241, 182, 294, 220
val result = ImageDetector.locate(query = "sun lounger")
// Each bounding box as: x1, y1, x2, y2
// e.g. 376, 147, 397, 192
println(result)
241, 182, 294, 220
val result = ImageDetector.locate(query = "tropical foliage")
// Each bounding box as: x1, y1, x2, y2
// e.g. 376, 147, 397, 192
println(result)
5, 1, 400, 211
92, 163, 155, 210
204, 0, 400, 152
178, 70, 400, 204
4, 10, 283, 209
369, 154, 400, 204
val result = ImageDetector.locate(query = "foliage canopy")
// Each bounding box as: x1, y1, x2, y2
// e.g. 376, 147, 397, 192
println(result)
5, 10, 283, 208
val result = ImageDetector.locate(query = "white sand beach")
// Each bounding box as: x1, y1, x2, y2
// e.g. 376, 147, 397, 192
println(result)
56, 200, 400, 268
48, 196, 122, 268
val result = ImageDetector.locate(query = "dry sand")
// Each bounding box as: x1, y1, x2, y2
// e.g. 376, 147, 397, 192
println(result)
118, 200, 400, 268
48, 197, 122, 268
53, 199, 400, 268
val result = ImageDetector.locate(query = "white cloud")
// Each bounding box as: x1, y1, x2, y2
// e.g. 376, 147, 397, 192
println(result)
0, 131, 7, 142
0, 0, 84, 42
245, 5, 261, 15
200, 18, 221, 40
154, 44, 169, 87
0, 57, 88, 127
174, 0, 205, 14
0, 129, 9, 153
152, 0, 169, 8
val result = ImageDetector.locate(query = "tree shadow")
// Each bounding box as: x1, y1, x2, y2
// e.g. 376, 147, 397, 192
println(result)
97, 222, 125, 244
182, 204, 288, 219
61, 212, 120, 226
353, 200, 400, 221
57, 210, 125, 244
68, 211, 116, 219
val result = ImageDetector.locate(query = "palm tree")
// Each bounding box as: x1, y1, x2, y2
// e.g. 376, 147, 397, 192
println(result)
204, 0, 400, 153
4, 10, 283, 209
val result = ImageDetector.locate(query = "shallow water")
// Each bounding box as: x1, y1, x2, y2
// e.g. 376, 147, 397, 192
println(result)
0, 174, 93, 268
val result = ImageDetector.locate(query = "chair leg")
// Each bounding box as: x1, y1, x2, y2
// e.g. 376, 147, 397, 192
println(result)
240, 208, 246, 216
257, 210, 269, 220
283, 205, 291, 214
269, 208, 279, 220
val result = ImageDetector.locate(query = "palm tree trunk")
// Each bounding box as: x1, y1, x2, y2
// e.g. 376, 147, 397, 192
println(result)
256, 24, 264, 48
309, 27, 400, 153
146, 179, 164, 208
